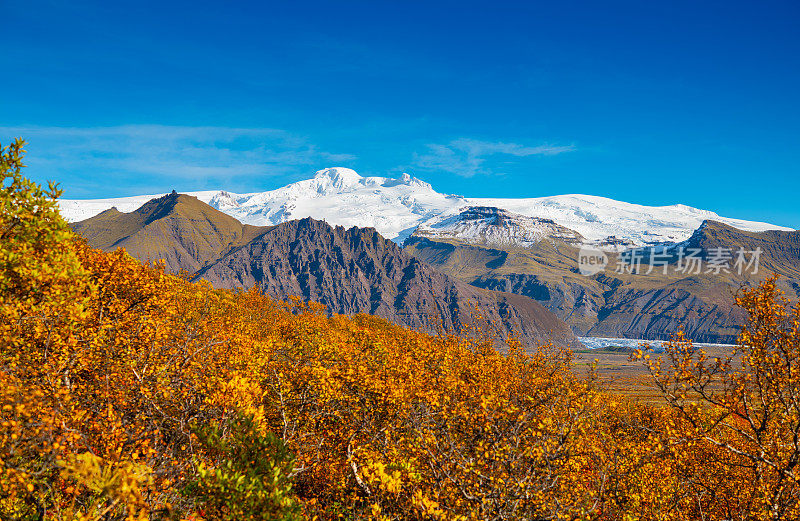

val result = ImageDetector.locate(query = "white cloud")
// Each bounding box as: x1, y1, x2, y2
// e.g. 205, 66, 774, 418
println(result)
0, 124, 356, 191
412, 138, 574, 177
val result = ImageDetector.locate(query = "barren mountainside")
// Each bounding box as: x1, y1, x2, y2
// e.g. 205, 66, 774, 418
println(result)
405, 219, 800, 344
196, 217, 577, 347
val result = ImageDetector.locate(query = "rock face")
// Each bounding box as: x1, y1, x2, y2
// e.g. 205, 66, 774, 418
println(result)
71, 195, 579, 349
405, 221, 800, 344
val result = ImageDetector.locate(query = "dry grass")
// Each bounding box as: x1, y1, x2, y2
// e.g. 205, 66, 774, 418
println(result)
574, 344, 739, 405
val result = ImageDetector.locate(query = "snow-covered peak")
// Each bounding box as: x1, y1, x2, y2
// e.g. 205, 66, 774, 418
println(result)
209, 190, 241, 211
312, 167, 363, 190
414, 206, 585, 247
58, 168, 793, 248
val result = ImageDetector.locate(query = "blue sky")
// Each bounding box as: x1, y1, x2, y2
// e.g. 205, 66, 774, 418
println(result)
2, 0, 799, 227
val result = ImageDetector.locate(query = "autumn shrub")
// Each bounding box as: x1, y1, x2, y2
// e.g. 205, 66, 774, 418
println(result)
252, 309, 613, 519
639, 276, 800, 520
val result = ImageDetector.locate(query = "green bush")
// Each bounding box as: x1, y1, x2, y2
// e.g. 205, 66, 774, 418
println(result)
185, 413, 301, 521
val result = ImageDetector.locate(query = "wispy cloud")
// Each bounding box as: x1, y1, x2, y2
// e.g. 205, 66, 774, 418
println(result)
0, 125, 356, 196
412, 138, 574, 177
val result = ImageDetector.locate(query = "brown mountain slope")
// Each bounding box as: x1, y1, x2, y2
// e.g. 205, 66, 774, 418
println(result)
686, 221, 800, 278
72, 195, 578, 349
405, 220, 800, 344
71, 192, 263, 273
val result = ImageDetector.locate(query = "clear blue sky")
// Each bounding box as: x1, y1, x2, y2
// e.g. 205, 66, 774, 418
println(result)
2, 0, 798, 227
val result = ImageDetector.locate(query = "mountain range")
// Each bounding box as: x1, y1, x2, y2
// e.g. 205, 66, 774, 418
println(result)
60, 167, 791, 247
65, 168, 798, 344
72, 192, 578, 349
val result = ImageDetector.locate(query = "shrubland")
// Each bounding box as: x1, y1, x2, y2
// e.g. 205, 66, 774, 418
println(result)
2, 138, 800, 519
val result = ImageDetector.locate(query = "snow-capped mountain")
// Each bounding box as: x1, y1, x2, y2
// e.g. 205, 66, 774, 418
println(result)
414, 206, 585, 248
58, 167, 793, 248
60, 168, 462, 243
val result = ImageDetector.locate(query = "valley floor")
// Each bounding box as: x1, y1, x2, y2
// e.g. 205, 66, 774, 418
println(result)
574, 341, 739, 405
